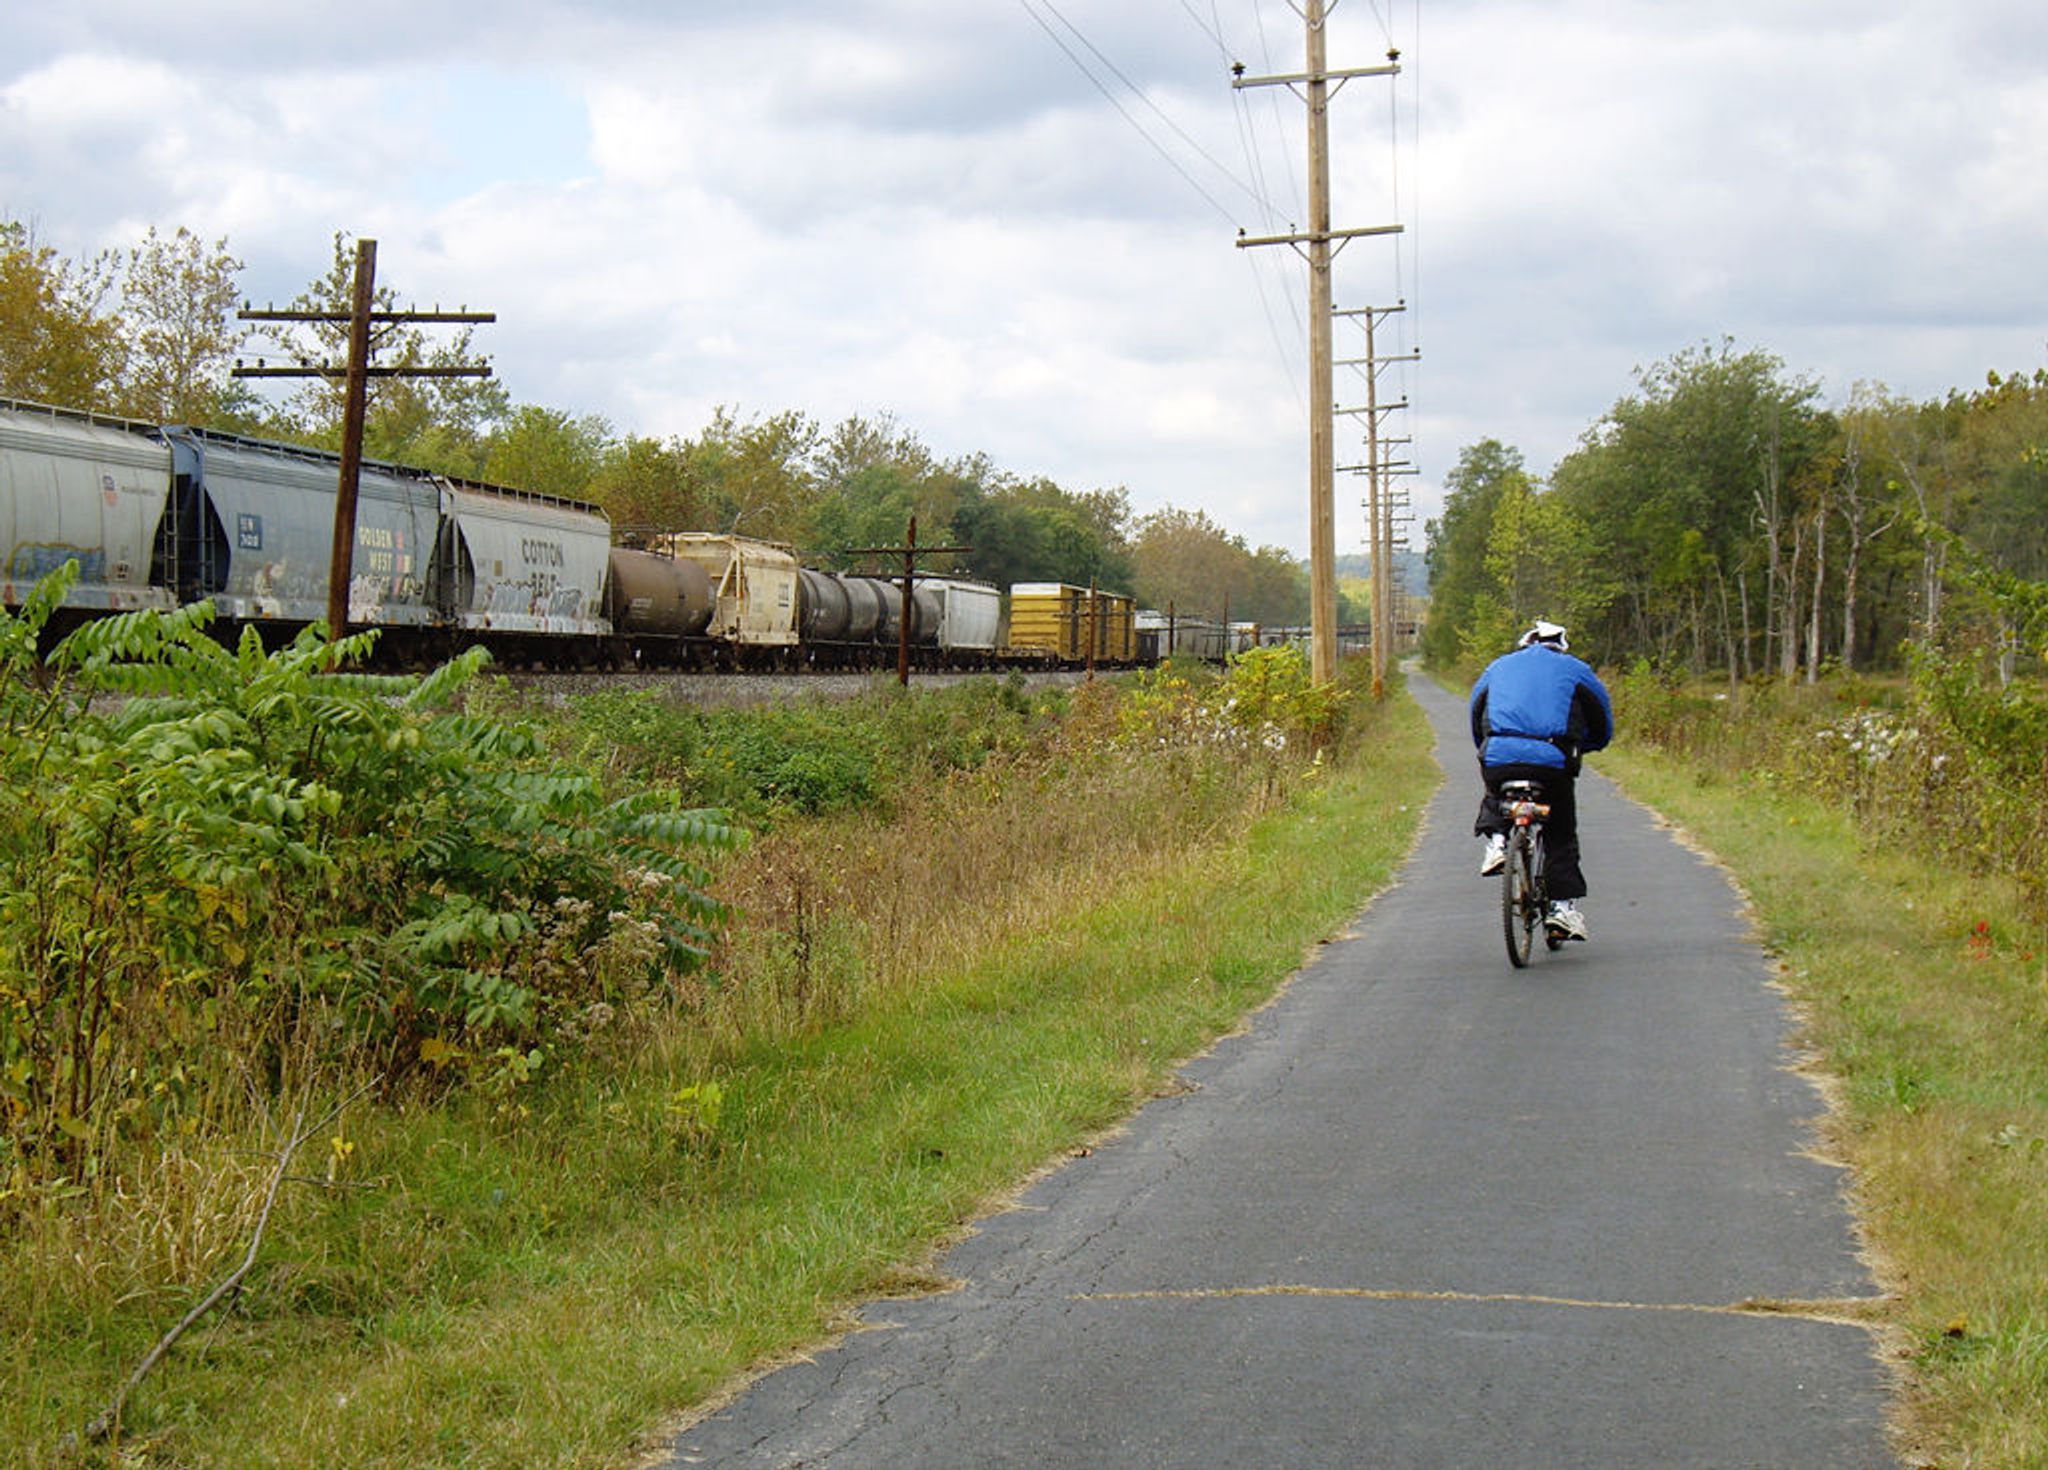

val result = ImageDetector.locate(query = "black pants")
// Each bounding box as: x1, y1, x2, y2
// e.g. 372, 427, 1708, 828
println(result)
1474, 761, 1587, 901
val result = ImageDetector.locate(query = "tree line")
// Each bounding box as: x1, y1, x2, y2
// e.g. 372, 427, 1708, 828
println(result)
2, 221, 1321, 625
1424, 338, 2048, 681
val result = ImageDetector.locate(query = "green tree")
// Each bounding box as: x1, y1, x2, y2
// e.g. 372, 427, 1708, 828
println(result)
805, 415, 969, 567
1550, 340, 1831, 676
1478, 474, 1608, 656
0, 220, 125, 409
481, 404, 614, 500
116, 225, 249, 424
683, 406, 822, 543
954, 473, 1134, 592
1421, 438, 1524, 669
1240, 544, 1311, 626
587, 433, 705, 537
249, 232, 508, 468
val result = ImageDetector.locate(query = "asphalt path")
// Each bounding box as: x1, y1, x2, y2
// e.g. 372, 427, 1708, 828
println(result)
657, 673, 1896, 1468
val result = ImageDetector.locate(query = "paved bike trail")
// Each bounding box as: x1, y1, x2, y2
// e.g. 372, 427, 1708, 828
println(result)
657, 674, 1895, 1468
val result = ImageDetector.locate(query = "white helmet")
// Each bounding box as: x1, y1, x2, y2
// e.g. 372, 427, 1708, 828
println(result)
1517, 619, 1569, 651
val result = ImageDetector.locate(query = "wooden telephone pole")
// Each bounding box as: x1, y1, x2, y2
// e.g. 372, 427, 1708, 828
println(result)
846, 516, 970, 686
236, 238, 494, 642
1235, 5, 1402, 686
1336, 301, 1417, 695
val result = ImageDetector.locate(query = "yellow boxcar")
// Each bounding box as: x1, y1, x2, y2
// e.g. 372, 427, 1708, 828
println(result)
1008, 582, 1137, 664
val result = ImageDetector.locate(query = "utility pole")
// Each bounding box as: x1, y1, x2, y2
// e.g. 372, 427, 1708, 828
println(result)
846, 515, 970, 687
1335, 301, 1417, 695
1235, 11, 1401, 686
236, 238, 494, 643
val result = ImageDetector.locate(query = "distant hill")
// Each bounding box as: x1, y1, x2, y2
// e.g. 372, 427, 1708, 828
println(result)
1331, 550, 1428, 597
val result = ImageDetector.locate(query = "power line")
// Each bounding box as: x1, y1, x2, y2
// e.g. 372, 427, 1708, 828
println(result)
1038, 0, 1268, 211
1196, 0, 1308, 402
1015, 0, 1244, 226
1177, 0, 1229, 51
1020, 0, 1307, 407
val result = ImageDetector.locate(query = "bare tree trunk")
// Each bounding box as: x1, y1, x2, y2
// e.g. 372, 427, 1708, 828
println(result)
1738, 568, 1753, 680
1755, 424, 1786, 680
1806, 501, 1828, 682
1834, 409, 1902, 674
1841, 548, 1861, 672
1717, 570, 1738, 687
1780, 514, 1805, 682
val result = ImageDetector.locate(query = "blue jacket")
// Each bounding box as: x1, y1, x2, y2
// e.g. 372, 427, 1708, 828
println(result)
1469, 644, 1614, 770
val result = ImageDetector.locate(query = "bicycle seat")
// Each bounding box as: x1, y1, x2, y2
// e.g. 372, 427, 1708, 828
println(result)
1499, 779, 1546, 801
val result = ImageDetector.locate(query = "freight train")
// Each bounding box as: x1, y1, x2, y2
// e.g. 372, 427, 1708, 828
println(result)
0, 398, 1195, 672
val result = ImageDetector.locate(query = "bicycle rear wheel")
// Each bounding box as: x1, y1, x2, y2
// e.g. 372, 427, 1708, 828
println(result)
1502, 827, 1536, 968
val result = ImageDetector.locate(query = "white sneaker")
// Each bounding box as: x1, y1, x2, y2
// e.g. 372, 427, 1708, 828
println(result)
1479, 834, 1507, 877
1545, 902, 1588, 942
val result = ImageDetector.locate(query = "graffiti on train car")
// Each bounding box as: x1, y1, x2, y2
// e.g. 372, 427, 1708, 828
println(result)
9, 544, 108, 584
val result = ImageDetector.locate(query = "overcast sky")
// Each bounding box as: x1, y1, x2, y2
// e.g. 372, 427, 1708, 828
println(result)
5, 1, 2045, 559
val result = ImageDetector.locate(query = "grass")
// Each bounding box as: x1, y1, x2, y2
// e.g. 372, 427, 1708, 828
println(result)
10, 671, 1435, 1467
1602, 739, 2048, 1470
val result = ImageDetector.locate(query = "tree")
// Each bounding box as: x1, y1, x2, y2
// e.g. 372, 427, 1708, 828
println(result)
248, 232, 508, 467
117, 225, 248, 424
1130, 507, 1248, 618
1479, 474, 1606, 653
1421, 439, 1524, 669
1551, 340, 1830, 676
481, 404, 614, 500
1242, 545, 1311, 626
0, 220, 125, 409
587, 433, 704, 537
805, 415, 969, 566
953, 473, 1134, 592
681, 406, 822, 543
1822, 386, 1909, 673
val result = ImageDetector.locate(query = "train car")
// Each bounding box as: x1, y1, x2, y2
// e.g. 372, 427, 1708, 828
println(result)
1008, 582, 1137, 665
1, 399, 179, 621
658, 533, 801, 661
154, 424, 442, 632
606, 547, 715, 645
1093, 589, 1136, 664
926, 577, 1001, 657
1135, 610, 1229, 662
429, 476, 611, 645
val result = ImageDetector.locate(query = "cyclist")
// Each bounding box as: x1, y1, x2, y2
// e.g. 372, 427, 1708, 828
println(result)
1470, 619, 1614, 941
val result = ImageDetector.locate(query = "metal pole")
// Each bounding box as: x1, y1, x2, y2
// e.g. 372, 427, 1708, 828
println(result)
327, 238, 376, 644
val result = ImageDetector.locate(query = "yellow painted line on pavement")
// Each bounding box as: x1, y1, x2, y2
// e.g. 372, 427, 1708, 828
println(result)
1074, 1284, 1888, 1329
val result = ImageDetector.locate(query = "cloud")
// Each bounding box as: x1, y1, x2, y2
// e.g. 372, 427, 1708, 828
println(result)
5, 0, 2047, 561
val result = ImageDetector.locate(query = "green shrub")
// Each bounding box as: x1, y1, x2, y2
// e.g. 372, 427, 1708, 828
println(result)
554, 678, 1070, 827
0, 567, 737, 1200
1611, 643, 2048, 922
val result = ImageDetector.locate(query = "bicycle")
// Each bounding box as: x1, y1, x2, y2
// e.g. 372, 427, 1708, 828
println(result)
1498, 778, 1565, 968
